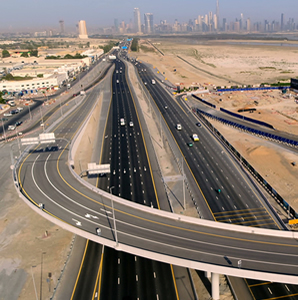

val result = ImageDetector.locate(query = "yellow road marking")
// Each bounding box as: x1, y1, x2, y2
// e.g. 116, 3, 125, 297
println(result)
70, 240, 89, 300
213, 207, 265, 215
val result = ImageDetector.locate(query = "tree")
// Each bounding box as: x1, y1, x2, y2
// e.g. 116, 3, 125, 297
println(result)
31, 49, 38, 57
21, 52, 29, 57
2, 49, 10, 58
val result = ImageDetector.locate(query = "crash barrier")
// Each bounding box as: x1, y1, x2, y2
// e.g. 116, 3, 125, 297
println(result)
195, 108, 298, 220
196, 109, 298, 148
192, 94, 216, 109
220, 107, 275, 129
217, 86, 289, 92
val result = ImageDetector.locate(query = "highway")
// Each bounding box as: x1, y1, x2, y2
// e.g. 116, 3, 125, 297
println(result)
136, 60, 298, 298
15, 56, 298, 286
135, 62, 282, 229
57, 57, 178, 300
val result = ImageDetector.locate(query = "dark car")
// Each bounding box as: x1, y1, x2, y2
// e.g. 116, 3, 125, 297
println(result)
10, 110, 19, 115
196, 122, 201, 127
187, 142, 193, 147
15, 121, 23, 127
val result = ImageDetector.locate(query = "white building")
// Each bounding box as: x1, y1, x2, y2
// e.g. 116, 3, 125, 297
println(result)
78, 20, 88, 39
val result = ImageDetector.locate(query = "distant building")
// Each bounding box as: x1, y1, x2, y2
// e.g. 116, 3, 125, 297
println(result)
281, 13, 284, 31
59, 20, 64, 35
134, 8, 142, 33
114, 19, 119, 32
144, 13, 153, 33
78, 20, 88, 39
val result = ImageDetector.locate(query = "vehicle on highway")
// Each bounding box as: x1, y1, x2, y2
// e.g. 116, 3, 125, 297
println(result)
116, 70, 118, 73
192, 134, 199, 141
144, 82, 147, 85
196, 122, 202, 127
8, 101, 16, 107
152, 79, 156, 84
10, 110, 19, 115
96, 228, 101, 235
116, 80, 119, 84
15, 121, 23, 127
176, 124, 182, 130
129, 121, 134, 127
187, 142, 193, 147
1, 118, 8, 122
8, 125, 16, 131
120, 118, 125, 126
17, 107, 23, 112
3, 112, 12, 117
164, 105, 168, 109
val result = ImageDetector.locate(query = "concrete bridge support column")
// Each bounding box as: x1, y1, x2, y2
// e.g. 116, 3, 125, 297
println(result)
211, 272, 220, 300
205, 271, 211, 279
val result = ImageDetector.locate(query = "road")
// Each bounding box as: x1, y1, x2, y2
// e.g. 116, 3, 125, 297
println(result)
15, 58, 298, 285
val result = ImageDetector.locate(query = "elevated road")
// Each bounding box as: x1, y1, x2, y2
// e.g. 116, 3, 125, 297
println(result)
15, 58, 298, 286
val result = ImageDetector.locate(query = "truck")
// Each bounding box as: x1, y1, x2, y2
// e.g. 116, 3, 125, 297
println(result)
152, 79, 156, 85
80, 91, 86, 96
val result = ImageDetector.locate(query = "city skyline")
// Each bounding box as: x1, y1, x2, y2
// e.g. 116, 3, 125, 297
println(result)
1, 0, 298, 33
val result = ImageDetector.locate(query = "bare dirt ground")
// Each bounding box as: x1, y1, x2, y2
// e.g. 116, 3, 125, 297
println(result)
131, 38, 298, 214
133, 38, 298, 86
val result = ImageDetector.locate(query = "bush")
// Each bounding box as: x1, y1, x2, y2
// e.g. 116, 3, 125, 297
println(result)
131, 38, 138, 52
2, 49, 10, 58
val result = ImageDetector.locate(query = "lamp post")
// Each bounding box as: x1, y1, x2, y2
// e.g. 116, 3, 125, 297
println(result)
40, 252, 46, 300
31, 266, 38, 300
1, 118, 6, 142
110, 186, 118, 246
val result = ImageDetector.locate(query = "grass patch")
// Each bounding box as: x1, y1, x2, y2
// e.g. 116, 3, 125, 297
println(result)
139, 45, 155, 53
280, 70, 294, 74
259, 67, 276, 70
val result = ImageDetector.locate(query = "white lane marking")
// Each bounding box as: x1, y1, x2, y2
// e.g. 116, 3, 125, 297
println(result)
268, 288, 272, 294
118, 258, 120, 264
285, 285, 290, 292
100, 208, 112, 214
136, 275, 138, 281
118, 278, 120, 284
153, 272, 156, 278
72, 218, 82, 226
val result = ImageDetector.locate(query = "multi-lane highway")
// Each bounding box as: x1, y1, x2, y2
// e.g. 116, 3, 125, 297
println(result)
15, 54, 298, 289
71, 57, 178, 299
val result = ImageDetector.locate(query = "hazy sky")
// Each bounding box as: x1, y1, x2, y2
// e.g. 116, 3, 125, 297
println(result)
1, 0, 298, 32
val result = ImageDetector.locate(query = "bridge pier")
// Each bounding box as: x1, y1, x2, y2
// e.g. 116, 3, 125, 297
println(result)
211, 272, 220, 300
205, 271, 211, 279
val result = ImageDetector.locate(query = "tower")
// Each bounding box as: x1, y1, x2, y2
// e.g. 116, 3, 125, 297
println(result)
59, 20, 64, 35
134, 8, 142, 33
78, 20, 88, 39
216, 0, 220, 30
144, 13, 153, 34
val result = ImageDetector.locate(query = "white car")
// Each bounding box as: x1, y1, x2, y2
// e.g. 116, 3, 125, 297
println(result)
192, 134, 199, 141
17, 107, 23, 112
129, 121, 134, 127
8, 125, 16, 131
4, 112, 12, 117
116, 80, 119, 84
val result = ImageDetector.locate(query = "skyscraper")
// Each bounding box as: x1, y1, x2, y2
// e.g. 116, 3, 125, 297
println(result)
78, 20, 88, 39
216, 0, 220, 30
144, 13, 153, 34
134, 8, 142, 33
59, 20, 64, 35
281, 13, 284, 31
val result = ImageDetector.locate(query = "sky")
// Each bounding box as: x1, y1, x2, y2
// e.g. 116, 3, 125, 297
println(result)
1, 0, 298, 32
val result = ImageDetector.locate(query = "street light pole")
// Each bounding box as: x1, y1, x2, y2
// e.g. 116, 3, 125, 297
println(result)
110, 186, 118, 246
1, 118, 6, 142
31, 266, 38, 300
40, 252, 46, 300
182, 156, 186, 210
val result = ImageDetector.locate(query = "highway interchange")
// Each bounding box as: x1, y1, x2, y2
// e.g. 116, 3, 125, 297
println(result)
13, 48, 298, 299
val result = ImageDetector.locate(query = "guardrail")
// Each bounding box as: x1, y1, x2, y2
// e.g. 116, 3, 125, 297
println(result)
220, 107, 275, 129
196, 108, 298, 148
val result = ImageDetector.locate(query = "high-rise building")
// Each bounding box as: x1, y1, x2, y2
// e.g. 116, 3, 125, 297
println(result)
216, 0, 220, 30
281, 13, 284, 31
144, 13, 153, 33
59, 20, 64, 35
114, 19, 119, 32
246, 18, 251, 32
240, 13, 244, 30
78, 20, 88, 39
134, 8, 142, 33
